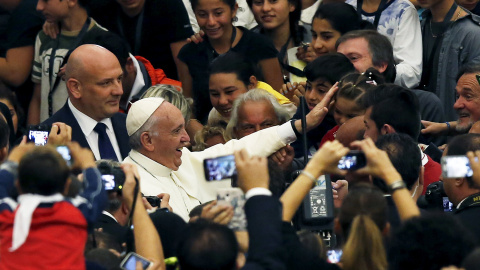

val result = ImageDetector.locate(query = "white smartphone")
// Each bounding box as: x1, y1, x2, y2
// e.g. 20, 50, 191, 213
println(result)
216, 188, 247, 231
120, 252, 152, 270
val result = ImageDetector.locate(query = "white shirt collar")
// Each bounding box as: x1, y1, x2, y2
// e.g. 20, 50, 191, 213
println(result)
128, 149, 173, 177
68, 99, 114, 137
128, 54, 145, 103
102, 210, 118, 223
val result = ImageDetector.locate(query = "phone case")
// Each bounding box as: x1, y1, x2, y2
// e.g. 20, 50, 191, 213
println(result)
216, 188, 247, 231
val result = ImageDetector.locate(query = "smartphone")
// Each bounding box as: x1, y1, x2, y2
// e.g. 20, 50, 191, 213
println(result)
204, 155, 237, 181
102, 174, 116, 191
441, 155, 477, 178
327, 249, 343, 263
338, 150, 366, 171
56, 145, 73, 166
27, 125, 50, 146
443, 196, 454, 212
217, 188, 247, 231
120, 252, 152, 270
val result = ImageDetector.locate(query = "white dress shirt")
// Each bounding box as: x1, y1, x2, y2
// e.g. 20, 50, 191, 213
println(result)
68, 99, 122, 161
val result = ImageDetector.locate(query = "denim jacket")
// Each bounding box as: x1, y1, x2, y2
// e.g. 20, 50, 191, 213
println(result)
421, 8, 480, 121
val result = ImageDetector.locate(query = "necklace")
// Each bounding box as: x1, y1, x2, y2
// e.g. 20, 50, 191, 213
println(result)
430, 10, 461, 38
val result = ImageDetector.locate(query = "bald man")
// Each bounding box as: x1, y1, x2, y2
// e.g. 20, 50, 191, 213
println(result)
42, 44, 130, 160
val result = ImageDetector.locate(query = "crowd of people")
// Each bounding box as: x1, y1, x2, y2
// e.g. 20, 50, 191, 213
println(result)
2, 0, 480, 269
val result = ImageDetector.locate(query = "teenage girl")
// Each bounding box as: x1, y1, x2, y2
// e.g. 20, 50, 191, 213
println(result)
177, 0, 284, 123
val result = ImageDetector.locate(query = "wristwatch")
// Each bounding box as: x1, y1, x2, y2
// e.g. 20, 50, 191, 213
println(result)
388, 180, 406, 194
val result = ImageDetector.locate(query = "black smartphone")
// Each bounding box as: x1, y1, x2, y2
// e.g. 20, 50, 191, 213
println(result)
120, 252, 152, 270
56, 145, 73, 166
203, 155, 237, 181
27, 124, 51, 146
338, 150, 366, 171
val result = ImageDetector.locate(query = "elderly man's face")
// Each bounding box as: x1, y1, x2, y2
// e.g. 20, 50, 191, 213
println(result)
234, 100, 279, 139
453, 73, 480, 133
150, 103, 190, 170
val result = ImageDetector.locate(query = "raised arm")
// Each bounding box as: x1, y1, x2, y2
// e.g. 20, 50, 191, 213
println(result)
351, 138, 420, 220
280, 140, 349, 222
122, 163, 165, 269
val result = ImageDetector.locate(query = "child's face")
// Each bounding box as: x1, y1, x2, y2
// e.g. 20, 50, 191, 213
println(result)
36, 0, 69, 23
194, 0, 237, 40
250, 0, 294, 32
334, 97, 365, 126
304, 79, 333, 111
311, 18, 341, 58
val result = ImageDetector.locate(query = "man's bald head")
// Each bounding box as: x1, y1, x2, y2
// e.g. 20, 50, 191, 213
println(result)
336, 116, 365, 148
65, 44, 124, 121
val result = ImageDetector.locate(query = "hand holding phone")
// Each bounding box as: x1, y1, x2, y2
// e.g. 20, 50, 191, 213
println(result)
120, 252, 152, 270
337, 150, 366, 171
203, 155, 237, 181
441, 155, 476, 178
27, 124, 50, 146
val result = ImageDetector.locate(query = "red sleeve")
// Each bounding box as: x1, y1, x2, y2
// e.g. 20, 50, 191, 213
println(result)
318, 125, 340, 148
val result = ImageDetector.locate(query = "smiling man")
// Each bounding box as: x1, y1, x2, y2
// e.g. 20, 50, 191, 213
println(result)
453, 65, 480, 133
42, 45, 130, 161
124, 93, 334, 221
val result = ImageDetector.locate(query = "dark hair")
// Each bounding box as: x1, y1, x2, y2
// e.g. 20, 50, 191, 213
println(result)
209, 52, 255, 87
247, 0, 303, 45
389, 214, 476, 270
446, 134, 480, 187
375, 133, 421, 190
363, 84, 421, 140
313, 2, 374, 34
177, 219, 238, 270
337, 68, 384, 108
304, 53, 355, 84
191, 0, 235, 10
339, 183, 388, 270
457, 63, 480, 81
0, 87, 24, 132
336, 30, 396, 83
18, 147, 70, 195
0, 117, 8, 149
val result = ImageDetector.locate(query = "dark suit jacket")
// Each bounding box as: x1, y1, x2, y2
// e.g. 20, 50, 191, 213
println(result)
42, 102, 130, 159
242, 195, 285, 270
93, 213, 130, 245
455, 204, 480, 245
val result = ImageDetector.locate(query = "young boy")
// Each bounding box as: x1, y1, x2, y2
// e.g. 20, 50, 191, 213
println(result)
0, 143, 106, 269
29, 0, 108, 124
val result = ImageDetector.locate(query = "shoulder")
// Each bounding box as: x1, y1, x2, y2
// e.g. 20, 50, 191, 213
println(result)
179, 42, 208, 61
41, 104, 72, 125
236, 28, 278, 56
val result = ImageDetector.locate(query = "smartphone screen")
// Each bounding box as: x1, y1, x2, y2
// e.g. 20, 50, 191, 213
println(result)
56, 146, 72, 166
441, 156, 477, 178
443, 196, 454, 212
327, 249, 343, 263
204, 155, 237, 181
338, 151, 366, 171
120, 252, 152, 270
28, 129, 49, 146
102, 174, 116, 191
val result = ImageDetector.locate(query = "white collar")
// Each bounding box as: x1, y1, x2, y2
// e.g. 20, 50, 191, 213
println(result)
128, 54, 145, 102
102, 210, 118, 223
10, 193, 64, 251
300, 0, 321, 24
128, 149, 173, 177
456, 197, 468, 209
68, 99, 114, 137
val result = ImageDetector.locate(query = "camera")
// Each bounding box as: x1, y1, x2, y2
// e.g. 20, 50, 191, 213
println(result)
144, 196, 161, 207
338, 151, 366, 171
418, 181, 453, 212
97, 161, 125, 192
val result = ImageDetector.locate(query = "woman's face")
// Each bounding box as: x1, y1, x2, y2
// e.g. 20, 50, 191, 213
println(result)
0, 99, 17, 133
250, 0, 294, 31
311, 18, 341, 57
333, 97, 365, 126
194, 0, 237, 40
209, 73, 249, 118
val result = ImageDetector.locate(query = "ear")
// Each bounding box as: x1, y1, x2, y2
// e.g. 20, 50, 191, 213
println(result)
381, 124, 395, 135
232, 3, 239, 20
248, 75, 257, 90
121, 203, 130, 215
63, 177, 72, 196
289, 1, 295, 12
67, 78, 82, 99
125, 57, 136, 74
375, 62, 388, 74
455, 177, 465, 187
67, 0, 77, 8
140, 132, 155, 152
0, 146, 8, 162
382, 222, 391, 237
